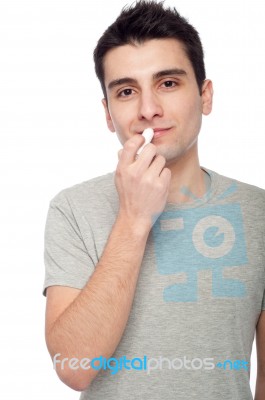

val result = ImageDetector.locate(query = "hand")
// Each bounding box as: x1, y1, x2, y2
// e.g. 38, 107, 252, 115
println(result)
115, 134, 171, 229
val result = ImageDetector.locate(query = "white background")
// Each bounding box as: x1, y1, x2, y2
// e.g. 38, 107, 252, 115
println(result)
0, 0, 264, 398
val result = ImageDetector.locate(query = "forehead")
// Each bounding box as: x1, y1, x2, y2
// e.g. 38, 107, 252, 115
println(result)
103, 38, 194, 85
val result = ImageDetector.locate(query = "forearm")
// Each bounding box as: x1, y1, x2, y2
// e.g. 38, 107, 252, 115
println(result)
46, 134, 170, 390
255, 373, 265, 400
46, 213, 150, 390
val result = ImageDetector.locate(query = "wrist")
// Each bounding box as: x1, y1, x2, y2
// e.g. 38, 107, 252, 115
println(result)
115, 210, 152, 239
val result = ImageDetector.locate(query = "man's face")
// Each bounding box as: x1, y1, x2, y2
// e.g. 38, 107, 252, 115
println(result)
102, 38, 213, 166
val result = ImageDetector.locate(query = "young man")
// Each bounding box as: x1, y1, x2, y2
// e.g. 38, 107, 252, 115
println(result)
43, 1, 265, 398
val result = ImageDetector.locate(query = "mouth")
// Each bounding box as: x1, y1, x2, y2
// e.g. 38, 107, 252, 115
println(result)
136, 127, 172, 140
153, 127, 172, 139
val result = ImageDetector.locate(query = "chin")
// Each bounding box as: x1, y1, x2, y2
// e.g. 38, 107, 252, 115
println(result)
159, 146, 181, 162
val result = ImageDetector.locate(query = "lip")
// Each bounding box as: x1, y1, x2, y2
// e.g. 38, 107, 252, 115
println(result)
136, 127, 172, 139
153, 127, 171, 138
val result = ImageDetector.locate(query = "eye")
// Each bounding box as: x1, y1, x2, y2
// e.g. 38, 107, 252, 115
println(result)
118, 88, 134, 97
161, 80, 178, 88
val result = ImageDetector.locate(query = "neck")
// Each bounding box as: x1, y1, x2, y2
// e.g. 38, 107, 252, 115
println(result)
166, 142, 207, 204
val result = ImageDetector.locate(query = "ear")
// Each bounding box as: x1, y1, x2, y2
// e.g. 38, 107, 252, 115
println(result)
102, 98, 115, 132
201, 79, 213, 116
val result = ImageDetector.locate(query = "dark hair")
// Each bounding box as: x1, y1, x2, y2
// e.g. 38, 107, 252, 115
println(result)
93, 0, 206, 98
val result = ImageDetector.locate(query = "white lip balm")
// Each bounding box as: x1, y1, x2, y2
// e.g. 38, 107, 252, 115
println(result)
137, 128, 154, 155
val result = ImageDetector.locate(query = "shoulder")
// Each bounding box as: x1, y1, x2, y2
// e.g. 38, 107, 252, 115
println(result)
207, 169, 265, 224
223, 172, 264, 199
208, 168, 265, 204
50, 171, 116, 204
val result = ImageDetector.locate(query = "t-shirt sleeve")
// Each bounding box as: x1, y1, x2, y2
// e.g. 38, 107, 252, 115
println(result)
43, 192, 95, 296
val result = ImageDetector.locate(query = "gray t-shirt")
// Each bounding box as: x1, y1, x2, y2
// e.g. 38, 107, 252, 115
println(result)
43, 167, 265, 399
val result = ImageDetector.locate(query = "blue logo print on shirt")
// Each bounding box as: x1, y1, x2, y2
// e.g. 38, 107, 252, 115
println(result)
152, 204, 248, 302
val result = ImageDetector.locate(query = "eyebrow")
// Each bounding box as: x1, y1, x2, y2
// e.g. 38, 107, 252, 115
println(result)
107, 68, 187, 91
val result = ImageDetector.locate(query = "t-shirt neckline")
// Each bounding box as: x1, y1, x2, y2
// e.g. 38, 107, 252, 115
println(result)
164, 166, 218, 210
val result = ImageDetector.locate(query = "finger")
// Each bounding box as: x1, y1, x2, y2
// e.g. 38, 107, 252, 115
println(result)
160, 167, 172, 184
135, 143, 158, 168
120, 135, 145, 165
146, 154, 166, 176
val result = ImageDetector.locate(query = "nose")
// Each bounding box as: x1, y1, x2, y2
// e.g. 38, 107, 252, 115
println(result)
137, 90, 163, 121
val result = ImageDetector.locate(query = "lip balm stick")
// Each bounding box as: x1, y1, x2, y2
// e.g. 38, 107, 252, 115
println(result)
136, 128, 154, 155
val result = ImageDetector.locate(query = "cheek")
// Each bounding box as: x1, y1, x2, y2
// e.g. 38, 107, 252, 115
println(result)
108, 112, 129, 145
179, 95, 202, 132
108, 108, 122, 131
109, 105, 135, 135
